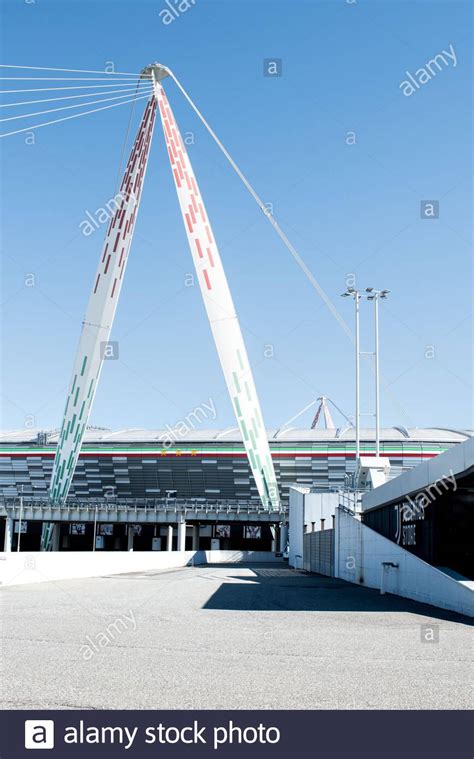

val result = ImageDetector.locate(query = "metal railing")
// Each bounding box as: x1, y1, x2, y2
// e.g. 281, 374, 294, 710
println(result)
0, 495, 288, 518
337, 488, 363, 515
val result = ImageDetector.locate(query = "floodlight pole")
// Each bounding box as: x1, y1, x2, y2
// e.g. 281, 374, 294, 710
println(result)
342, 287, 390, 464
355, 291, 361, 461
374, 293, 380, 458
366, 287, 390, 458
367, 288, 389, 458
341, 289, 362, 463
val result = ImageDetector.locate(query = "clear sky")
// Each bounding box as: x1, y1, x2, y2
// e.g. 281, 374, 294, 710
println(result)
1, 0, 472, 435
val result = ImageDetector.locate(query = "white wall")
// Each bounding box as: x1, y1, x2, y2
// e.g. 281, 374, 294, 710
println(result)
303, 492, 340, 526
288, 486, 306, 567
0, 550, 279, 588
289, 487, 339, 568
335, 508, 474, 618
362, 435, 473, 511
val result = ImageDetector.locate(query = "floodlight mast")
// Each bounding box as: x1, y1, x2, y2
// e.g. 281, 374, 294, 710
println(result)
341, 286, 390, 462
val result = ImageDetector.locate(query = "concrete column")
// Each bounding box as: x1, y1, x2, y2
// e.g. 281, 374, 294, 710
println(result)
177, 519, 186, 552
3, 518, 13, 552
52, 523, 61, 552
192, 524, 200, 551
279, 523, 288, 553
127, 527, 134, 551
166, 525, 173, 551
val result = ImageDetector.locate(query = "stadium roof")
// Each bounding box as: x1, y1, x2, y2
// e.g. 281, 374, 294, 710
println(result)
0, 427, 471, 444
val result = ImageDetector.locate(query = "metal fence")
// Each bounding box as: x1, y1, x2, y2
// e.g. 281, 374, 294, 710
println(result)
303, 529, 335, 576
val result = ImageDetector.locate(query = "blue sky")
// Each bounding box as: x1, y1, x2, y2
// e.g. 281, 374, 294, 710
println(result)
1, 0, 472, 434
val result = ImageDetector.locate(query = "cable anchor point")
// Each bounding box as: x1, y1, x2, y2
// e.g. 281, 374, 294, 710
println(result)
140, 63, 170, 83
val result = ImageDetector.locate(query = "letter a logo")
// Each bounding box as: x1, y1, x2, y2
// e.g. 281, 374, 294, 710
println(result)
25, 719, 55, 749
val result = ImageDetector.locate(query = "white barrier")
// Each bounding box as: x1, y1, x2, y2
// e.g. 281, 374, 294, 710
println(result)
0, 550, 279, 588
203, 550, 278, 565
335, 509, 474, 618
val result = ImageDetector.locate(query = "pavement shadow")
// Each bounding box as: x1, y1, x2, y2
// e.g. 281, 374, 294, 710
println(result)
202, 566, 473, 624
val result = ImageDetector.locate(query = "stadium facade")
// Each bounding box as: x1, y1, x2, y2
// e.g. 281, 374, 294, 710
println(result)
0, 426, 469, 553
0, 426, 468, 501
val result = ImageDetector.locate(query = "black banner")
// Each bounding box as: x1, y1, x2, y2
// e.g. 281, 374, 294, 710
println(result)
1, 710, 472, 757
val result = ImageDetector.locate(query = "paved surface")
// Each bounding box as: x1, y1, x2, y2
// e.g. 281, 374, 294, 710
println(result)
0, 563, 471, 709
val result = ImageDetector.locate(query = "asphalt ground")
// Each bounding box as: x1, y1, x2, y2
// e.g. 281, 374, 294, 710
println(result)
0, 562, 471, 709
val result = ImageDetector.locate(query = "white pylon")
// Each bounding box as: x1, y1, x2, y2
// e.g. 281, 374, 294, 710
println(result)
49, 97, 157, 503
50, 65, 280, 510
311, 396, 335, 430
153, 76, 280, 509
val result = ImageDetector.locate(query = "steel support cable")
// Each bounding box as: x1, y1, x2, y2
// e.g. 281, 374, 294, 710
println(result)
0, 87, 153, 123
0, 76, 151, 82
112, 79, 142, 196
0, 83, 153, 94
0, 84, 153, 109
0, 92, 151, 138
166, 68, 353, 341
326, 397, 354, 427
0, 64, 145, 76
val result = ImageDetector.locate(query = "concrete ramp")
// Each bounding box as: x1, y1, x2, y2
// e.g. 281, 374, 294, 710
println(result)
335, 508, 474, 618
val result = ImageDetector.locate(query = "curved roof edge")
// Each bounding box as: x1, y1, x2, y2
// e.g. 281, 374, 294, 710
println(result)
0, 427, 471, 444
